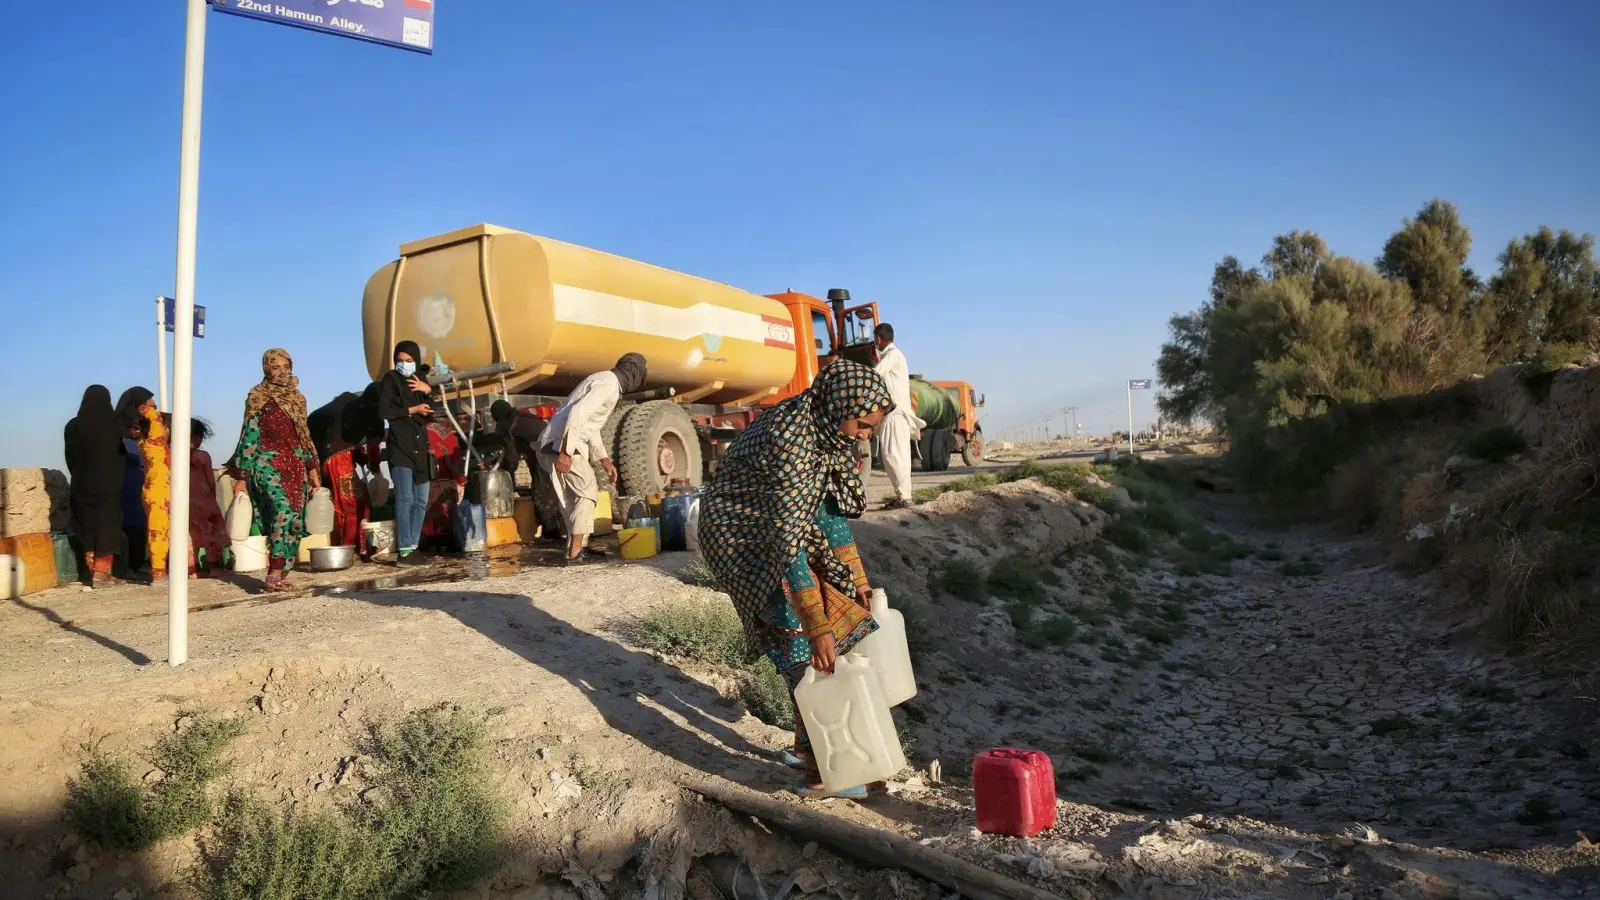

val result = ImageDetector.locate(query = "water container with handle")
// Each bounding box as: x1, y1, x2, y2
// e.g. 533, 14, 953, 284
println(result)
225, 491, 254, 542
853, 588, 917, 707
367, 471, 391, 507
793, 654, 906, 791
684, 494, 702, 552
305, 487, 335, 535
480, 470, 515, 519
0, 555, 25, 601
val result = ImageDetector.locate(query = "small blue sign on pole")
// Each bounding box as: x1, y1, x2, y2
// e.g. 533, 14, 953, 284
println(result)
208, 0, 435, 55
161, 297, 207, 339
1128, 379, 1152, 390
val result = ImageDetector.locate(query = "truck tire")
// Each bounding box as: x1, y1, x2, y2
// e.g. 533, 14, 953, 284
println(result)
933, 430, 954, 472
962, 428, 985, 468
919, 431, 949, 472
617, 401, 703, 498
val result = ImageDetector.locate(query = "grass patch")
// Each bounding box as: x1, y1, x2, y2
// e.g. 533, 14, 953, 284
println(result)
1107, 585, 1134, 615
678, 553, 722, 589
988, 555, 1045, 601
1281, 560, 1324, 578
913, 472, 999, 503
1088, 542, 1121, 572
1132, 620, 1183, 645
199, 706, 504, 900
624, 603, 745, 668
67, 712, 247, 851
1104, 519, 1153, 554
933, 557, 988, 603
738, 661, 794, 730
1368, 715, 1413, 737
1020, 615, 1079, 650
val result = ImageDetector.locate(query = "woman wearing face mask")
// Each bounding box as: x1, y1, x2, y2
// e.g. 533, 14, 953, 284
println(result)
228, 349, 322, 591
378, 340, 434, 566
699, 360, 894, 798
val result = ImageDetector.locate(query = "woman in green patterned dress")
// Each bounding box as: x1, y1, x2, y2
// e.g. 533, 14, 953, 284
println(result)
229, 348, 322, 591
700, 359, 894, 798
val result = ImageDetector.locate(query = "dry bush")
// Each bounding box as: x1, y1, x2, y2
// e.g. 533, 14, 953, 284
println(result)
1440, 414, 1600, 660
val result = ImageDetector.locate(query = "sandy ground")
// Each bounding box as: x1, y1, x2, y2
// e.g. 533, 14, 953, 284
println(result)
2, 481, 1598, 899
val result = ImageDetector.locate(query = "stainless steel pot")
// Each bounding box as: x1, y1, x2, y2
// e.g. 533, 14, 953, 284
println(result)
308, 545, 357, 571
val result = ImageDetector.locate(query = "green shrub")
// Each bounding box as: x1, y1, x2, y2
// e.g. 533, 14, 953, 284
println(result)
678, 554, 722, 589
934, 557, 988, 603
624, 603, 745, 668
68, 713, 247, 851
200, 707, 503, 900
1108, 585, 1135, 616
1281, 560, 1323, 577
914, 472, 998, 502
1089, 541, 1121, 571
1459, 426, 1528, 464
988, 555, 1044, 601
739, 658, 795, 731
1104, 519, 1153, 554
1007, 600, 1036, 629
1036, 615, 1078, 645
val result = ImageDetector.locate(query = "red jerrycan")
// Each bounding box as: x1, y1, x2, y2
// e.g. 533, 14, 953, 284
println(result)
973, 749, 1057, 837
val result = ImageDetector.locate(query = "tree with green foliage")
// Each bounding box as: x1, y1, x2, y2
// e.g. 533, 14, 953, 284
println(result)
1156, 200, 1597, 442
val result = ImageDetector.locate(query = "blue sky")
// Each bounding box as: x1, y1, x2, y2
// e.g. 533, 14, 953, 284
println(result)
2, 0, 1596, 469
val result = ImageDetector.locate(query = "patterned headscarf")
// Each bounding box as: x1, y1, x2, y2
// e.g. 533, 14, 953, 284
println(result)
699, 360, 894, 656
243, 348, 315, 455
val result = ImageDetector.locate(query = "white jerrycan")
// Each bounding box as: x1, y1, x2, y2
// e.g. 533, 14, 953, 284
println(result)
225, 492, 254, 542
794, 654, 906, 791
854, 588, 917, 707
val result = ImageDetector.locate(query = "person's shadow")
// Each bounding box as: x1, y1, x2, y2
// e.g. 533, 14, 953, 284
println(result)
347, 582, 778, 784
6, 597, 151, 666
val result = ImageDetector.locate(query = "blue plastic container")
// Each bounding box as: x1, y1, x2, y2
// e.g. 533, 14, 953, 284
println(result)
455, 501, 487, 552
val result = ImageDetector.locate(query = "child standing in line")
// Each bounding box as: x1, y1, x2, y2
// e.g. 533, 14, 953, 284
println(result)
189, 419, 228, 577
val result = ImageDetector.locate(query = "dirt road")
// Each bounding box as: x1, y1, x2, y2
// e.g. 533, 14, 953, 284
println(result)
1, 481, 1596, 899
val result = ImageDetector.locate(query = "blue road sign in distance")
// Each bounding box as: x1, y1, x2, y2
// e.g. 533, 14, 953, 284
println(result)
208, 0, 434, 55
1128, 379, 1152, 390
161, 297, 207, 339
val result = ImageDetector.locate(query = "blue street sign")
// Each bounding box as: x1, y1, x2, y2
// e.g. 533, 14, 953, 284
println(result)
208, 0, 435, 55
161, 297, 207, 339
1128, 379, 1152, 390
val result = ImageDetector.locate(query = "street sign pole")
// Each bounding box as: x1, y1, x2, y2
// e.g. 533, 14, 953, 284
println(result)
167, 0, 208, 667
155, 297, 170, 412
1126, 383, 1134, 457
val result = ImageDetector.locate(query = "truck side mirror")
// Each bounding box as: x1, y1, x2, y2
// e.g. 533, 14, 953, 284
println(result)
978, 394, 986, 407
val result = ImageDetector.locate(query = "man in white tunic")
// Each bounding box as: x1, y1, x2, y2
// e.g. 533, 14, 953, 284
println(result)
872, 323, 924, 508
535, 353, 648, 563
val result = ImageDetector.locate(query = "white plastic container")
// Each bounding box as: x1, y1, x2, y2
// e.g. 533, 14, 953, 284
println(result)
362, 520, 396, 556
225, 492, 254, 542
0, 555, 25, 600
305, 487, 335, 536
231, 536, 269, 573
367, 472, 391, 507
853, 588, 917, 707
794, 654, 906, 791
684, 494, 702, 552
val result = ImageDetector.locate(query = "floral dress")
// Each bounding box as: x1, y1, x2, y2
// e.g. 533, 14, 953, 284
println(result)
138, 406, 172, 576
233, 400, 314, 570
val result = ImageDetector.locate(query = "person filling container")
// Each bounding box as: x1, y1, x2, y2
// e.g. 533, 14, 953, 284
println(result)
699, 359, 894, 798
535, 353, 647, 564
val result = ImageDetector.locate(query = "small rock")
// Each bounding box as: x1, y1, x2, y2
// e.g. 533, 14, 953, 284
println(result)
115, 860, 135, 877
268, 666, 284, 682
314, 780, 331, 792
174, 715, 195, 732
309, 688, 323, 700
57, 833, 80, 852
1314, 754, 1349, 771
143, 768, 166, 784
928, 759, 942, 784
114, 890, 139, 900
802, 842, 818, 859
65, 863, 91, 883
73, 844, 91, 863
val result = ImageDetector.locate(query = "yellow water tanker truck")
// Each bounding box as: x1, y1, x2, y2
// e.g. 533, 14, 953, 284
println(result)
362, 224, 883, 501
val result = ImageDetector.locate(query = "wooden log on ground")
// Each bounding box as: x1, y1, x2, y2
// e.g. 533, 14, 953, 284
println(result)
682, 774, 1068, 900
